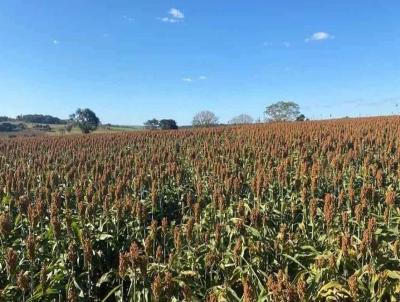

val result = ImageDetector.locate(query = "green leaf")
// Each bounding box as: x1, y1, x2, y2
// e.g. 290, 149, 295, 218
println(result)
282, 253, 311, 273
97, 233, 113, 241
244, 225, 262, 238
96, 271, 114, 287
2, 194, 11, 205
386, 270, 400, 280
71, 221, 82, 242
317, 281, 350, 297
101, 284, 122, 302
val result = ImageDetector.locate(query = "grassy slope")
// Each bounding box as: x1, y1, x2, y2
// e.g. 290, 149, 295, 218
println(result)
0, 121, 144, 136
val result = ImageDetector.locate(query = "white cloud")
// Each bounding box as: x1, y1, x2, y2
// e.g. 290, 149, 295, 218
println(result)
161, 17, 179, 23
283, 41, 291, 48
199, 76, 207, 80
305, 32, 334, 42
52, 40, 59, 45
169, 8, 184, 19
161, 8, 184, 23
182, 78, 193, 82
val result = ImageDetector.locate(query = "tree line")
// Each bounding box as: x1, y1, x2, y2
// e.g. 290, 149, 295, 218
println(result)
1, 101, 306, 134
144, 101, 307, 130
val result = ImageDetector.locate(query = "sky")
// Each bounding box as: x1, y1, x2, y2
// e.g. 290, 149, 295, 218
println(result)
0, 0, 400, 125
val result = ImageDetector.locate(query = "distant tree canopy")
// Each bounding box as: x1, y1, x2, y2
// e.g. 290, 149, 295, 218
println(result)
0, 116, 10, 122
159, 119, 178, 130
70, 108, 100, 134
0, 122, 26, 132
144, 119, 160, 130
32, 124, 52, 131
16, 114, 64, 124
265, 101, 302, 122
296, 114, 307, 122
192, 110, 219, 127
144, 118, 178, 130
229, 114, 254, 125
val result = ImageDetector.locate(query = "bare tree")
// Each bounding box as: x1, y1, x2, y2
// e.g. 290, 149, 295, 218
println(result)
264, 101, 301, 122
192, 111, 219, 127
229, 114, 254, 125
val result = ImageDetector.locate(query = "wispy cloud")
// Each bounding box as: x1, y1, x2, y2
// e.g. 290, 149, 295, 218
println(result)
52, 40, 59, 45
123, 15, 135, 22
183, 75, 207, 83
160, 8, 185, 23
305, 32, 334, 42
283, 41, 291, 48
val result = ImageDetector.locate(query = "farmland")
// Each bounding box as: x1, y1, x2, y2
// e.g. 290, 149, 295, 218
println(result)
0, 116, 399, 301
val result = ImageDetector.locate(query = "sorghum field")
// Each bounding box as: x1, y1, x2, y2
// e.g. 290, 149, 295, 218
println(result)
0, 117, 400, 302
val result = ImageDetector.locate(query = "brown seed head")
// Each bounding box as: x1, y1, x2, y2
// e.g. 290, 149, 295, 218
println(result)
152, 274, 162, 301
385, 190, 395, 208
26, 234, 36, 262
118, 252, 129, 278
16, 271, 29, 293
348, 274, 358, 298
323, 194, 334, 227
5, 248, 18, 276
83, 238, 93, 269
242, 276, 255, 302
0, 213, 12, 237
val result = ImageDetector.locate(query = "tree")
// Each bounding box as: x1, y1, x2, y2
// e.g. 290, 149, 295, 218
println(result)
65, 123, 73, 133
70, 108, 100, 134
296, 114, 306, 122
192, 111, 219, 127
159, 119, 178, 130
16, 114, 63, 124
144, 119, 160, 130
229, 114, 254, 125
264, 101, 301, 122
0, 123, 18, 132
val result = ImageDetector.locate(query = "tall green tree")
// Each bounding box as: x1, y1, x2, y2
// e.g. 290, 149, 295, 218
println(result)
144, 119, 160, 130
70, 108, 100, 133
159, 119, 178, 130
264, 101, 301, 122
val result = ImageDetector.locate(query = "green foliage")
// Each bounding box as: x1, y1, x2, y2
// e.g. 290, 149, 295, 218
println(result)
144, 118, 159, 130
16, 114, 64, 124
70, 108, 100, 134
159, 119, 178, 130
144, 119, 178, 130
0, 122, 26, 132
265, 101, 301, 122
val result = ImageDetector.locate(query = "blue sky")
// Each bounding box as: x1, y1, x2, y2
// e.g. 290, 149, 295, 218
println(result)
0, 1, 399, 125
